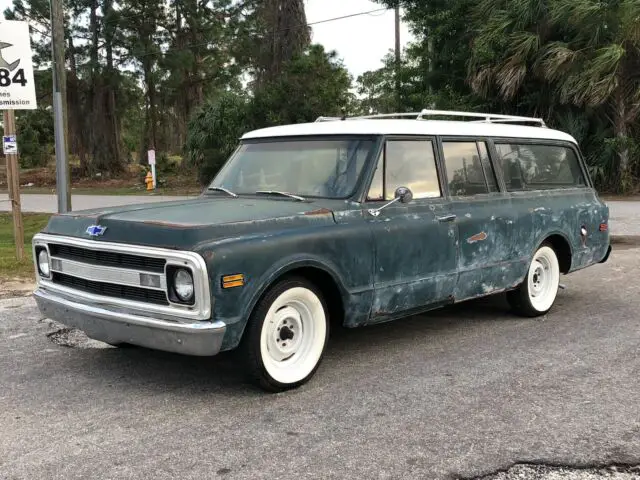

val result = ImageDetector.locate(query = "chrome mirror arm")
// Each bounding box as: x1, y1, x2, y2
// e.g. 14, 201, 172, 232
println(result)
367, 197, 400, 217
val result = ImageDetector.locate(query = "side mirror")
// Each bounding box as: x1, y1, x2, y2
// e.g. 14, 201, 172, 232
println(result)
395, 186, 413, 204
368, 186, 414, 217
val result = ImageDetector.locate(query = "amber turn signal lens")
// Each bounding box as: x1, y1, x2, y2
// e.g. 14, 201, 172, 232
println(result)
222, 274, 244, 289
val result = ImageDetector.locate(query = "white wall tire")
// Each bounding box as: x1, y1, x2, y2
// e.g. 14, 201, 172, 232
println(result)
508, 244, 560, 317
240, 277, 329, 392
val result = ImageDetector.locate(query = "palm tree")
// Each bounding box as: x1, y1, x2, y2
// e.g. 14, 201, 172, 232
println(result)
468, 0, 640, 188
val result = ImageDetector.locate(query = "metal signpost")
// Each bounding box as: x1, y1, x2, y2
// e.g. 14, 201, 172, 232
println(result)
50, 0, 71, 213
0, 20, 38, 260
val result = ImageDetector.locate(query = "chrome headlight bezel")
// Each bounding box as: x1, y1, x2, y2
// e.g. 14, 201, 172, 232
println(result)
168, 267, 195, 305
36, 247, 51, 278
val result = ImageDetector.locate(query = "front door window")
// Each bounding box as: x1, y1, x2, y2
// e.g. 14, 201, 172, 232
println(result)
367, 139, 441, 201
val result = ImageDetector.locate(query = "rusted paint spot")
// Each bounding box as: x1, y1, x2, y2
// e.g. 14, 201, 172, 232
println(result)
202, 250, 214, 262
304, 208, 332, 216
467, 231, 488, 244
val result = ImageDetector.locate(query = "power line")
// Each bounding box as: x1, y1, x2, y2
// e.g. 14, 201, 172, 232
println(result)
19, 6, 390, 70
132, 7, 390, 60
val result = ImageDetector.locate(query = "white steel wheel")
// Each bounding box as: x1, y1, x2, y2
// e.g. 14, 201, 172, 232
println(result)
241, 277, 329, 392
508, 244, 561, 317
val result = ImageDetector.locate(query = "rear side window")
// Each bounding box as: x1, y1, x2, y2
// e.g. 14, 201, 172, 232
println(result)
495, 143, 586, 191
442, 141, 498, 196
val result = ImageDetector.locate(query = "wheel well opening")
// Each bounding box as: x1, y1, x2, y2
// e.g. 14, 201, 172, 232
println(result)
284, 267, 345, 328
544, 235, 572, 274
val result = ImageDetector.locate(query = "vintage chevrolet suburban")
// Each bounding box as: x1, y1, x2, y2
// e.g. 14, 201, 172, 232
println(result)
32, 110, 611, 392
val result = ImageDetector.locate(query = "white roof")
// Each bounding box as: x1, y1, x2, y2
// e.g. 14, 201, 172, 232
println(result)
242, 119, 578, 144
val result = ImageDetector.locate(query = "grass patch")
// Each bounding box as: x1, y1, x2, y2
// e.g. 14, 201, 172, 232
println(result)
0, 213, 51, 281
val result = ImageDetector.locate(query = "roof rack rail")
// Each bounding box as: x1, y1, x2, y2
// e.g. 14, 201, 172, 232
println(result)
414, 109, 547, 127
315, 116, 343, 122
315, 109, 547, 127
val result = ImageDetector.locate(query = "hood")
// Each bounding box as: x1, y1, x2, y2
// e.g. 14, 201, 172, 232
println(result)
43, 196, 342, 249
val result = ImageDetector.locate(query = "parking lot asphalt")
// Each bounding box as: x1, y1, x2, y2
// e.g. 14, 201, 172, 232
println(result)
1, 246, 639, 480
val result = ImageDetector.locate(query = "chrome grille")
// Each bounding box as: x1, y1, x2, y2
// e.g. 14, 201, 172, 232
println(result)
45, 242, 169, 306
53, 272, 169, 305
33, 233, 212, 321
49, 243, 166, 273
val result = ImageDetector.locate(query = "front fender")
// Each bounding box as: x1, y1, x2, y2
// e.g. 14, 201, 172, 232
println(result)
199, 222, 375, 351
242, 254, 350, 319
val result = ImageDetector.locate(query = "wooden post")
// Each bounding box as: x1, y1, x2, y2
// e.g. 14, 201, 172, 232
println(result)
3, 110, 25, 260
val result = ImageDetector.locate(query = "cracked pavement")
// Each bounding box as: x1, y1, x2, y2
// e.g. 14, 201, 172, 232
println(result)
0, 247, 639, 479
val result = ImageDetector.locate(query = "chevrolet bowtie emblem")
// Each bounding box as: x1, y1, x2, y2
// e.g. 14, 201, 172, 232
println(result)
86, 225, 107, 236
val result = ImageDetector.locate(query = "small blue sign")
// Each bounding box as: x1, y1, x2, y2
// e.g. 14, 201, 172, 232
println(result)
3, 135, 17, 155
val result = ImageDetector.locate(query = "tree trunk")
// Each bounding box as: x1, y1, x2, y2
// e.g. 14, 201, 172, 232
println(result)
613, 91, 630, 191
89, 0, 99, 73
103, 0, 123, 168
141, 60, 158, 163
66, 36, 88, 175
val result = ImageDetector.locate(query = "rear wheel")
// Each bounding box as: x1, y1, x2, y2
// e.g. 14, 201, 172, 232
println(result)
240, 277, 329, 392
507, 244, 560, 317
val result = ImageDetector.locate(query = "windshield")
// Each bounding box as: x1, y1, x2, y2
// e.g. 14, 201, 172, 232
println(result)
208, 137, 376, 199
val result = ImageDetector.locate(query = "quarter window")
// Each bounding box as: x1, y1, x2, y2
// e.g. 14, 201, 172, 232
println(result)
443, 142, 495, 196
495, 143, 586, 191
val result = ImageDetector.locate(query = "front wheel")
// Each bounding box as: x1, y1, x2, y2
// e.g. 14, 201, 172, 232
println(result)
507, 244, 560, 317
240, 277, 329, 392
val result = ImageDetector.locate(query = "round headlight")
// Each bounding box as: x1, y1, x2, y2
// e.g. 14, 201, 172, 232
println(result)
38, 249, 50, 277
173, 269, 194, 302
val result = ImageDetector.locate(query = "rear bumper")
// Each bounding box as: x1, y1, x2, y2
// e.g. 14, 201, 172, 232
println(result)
34, 287, 226, 356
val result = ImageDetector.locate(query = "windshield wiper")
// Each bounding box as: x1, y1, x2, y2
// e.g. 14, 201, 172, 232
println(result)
207, 186, 238, 198
255, 190, 305, 201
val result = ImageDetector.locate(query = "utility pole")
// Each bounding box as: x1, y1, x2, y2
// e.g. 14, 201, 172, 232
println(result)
50, 0, 71, 213
3, 110, 24, 260
394, 4, 402, 111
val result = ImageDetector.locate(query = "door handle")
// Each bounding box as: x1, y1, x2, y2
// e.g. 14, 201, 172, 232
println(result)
437, 214, 457, 223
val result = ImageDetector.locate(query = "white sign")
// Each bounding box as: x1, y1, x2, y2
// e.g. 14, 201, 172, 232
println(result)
148, 149, 157, 188
0, 21, 37, 110
3, 135, 17, 155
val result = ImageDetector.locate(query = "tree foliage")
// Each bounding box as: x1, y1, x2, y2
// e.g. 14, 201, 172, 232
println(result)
370, 0, 640, 192
187, 44, 355, 184
186, 92, 250, 185
4, 0, 640, 192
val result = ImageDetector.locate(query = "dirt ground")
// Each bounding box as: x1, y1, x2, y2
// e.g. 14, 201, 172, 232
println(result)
0, 278, 35, 299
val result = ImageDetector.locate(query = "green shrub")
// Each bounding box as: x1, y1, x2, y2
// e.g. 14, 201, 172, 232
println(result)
186, 92, 252, 185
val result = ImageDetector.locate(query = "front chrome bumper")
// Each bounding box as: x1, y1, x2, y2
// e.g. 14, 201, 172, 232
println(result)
34, 287, 226, 356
